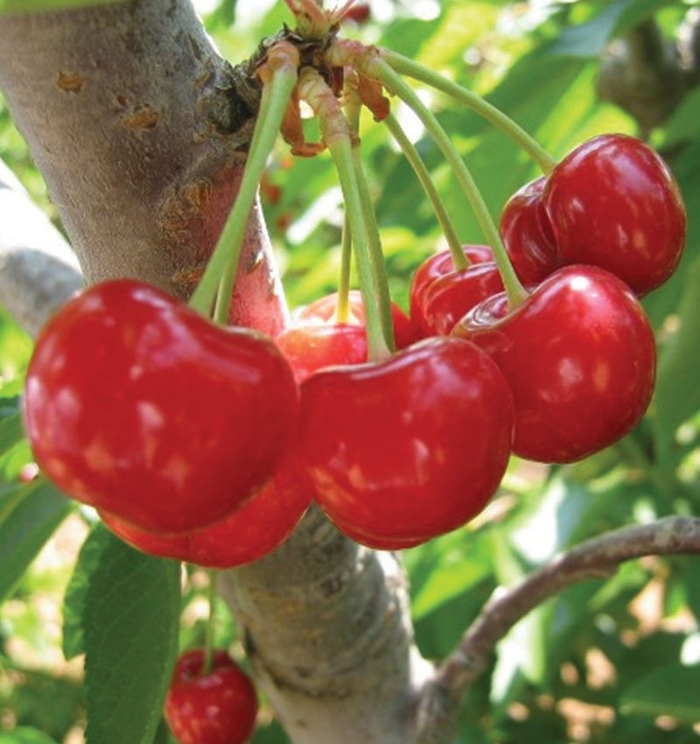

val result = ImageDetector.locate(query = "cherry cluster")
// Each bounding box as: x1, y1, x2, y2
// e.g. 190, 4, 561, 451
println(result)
19, 7, 687, 565
412, 133, 685, 464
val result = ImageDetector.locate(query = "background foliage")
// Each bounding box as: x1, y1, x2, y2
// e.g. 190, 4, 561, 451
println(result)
2, 0, 700, 742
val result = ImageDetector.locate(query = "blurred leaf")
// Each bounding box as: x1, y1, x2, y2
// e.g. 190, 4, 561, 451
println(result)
79, 524, 181, 744
0, 479, 72, 602
653, 256, 700, 462
0, 412, 23, 456
546, 1, 635, 58
621, 664, 700, 723
0, 728, 59, 744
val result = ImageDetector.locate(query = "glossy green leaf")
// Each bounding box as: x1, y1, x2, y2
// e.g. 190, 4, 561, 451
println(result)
78, 524, 181, 744
0, 478, 72, 602
0, 0, 128, 14
621, 664, 700, 723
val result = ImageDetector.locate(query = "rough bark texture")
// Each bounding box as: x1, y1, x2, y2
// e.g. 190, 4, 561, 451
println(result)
0, 3, 435, 742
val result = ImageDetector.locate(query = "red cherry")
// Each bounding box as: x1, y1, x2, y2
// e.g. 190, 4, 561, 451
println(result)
500, 176, 558, 285
23, 280, 299, 534
100, 453, 311, 568
453, 266, 656, 463
297, 337, 514, 549
543, 134, 686, 296
409, 245, 493, 328
275, 323, 368, 384
165, 649, 258, 744
295, 290, 419, 350
414, 260, 504, 337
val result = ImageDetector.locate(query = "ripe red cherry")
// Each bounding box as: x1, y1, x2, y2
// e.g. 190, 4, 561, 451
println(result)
500, 176, 558, 285
297, 337, 514, 549
100, 454, 311, 568
295, 290, 419, 350
275, 323, 368, 384
409, 245, 493, 330
414, 258, 504, 337
543, 134, 686, 296
23, 280, 299, 534
453, 266, 656, 463
165, 649, 258, 744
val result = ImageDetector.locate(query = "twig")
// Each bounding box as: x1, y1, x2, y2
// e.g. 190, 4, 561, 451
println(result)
415, 516, 700, 742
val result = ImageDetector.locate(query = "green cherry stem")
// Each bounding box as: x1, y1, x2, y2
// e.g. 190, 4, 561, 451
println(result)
383, 111, 466, 270
345, 85, 396, 351
336, 211, 353, 324
203, 569, 218, 675
298, 67, 393, 361
370, 57, 528, 309
189, 42, 299, 322
380, 48, 557, 175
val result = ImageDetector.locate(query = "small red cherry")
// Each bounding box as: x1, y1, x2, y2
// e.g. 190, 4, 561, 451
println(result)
164, 649, 258, 744
453, 266, 656, 463
500, 176, 558, 285
295, 290, 419, 350
409, 245, 493, 328
275, 323, 368, 384
543, 134, 686, 296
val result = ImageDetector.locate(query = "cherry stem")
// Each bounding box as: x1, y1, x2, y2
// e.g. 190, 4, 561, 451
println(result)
336, 211, 353, 324
380, 48, 557, 176
383, 111, 467, 270
345, 84, 396, 351
370, 57, 528, 309
203, 569, 217, 675
297, 66, 393, 361
189, 42, 300, 322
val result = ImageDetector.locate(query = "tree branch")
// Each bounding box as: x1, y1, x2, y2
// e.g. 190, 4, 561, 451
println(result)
0, 158, 83, 335
414, 515, 700, 740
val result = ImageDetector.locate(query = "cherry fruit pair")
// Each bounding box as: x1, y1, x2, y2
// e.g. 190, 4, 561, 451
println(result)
22, 280, 304, 565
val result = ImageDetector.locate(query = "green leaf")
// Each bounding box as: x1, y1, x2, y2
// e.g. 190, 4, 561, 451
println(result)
79, 524, 181, 744
0, 478, 72, 602
621, 663, 700, 723
546, 1, 635, 59
0, 728, 60, 744
0, 0, 129, 14
0, 411, 23, 455
62, 521, 110, 660
653, 256, 700, 461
